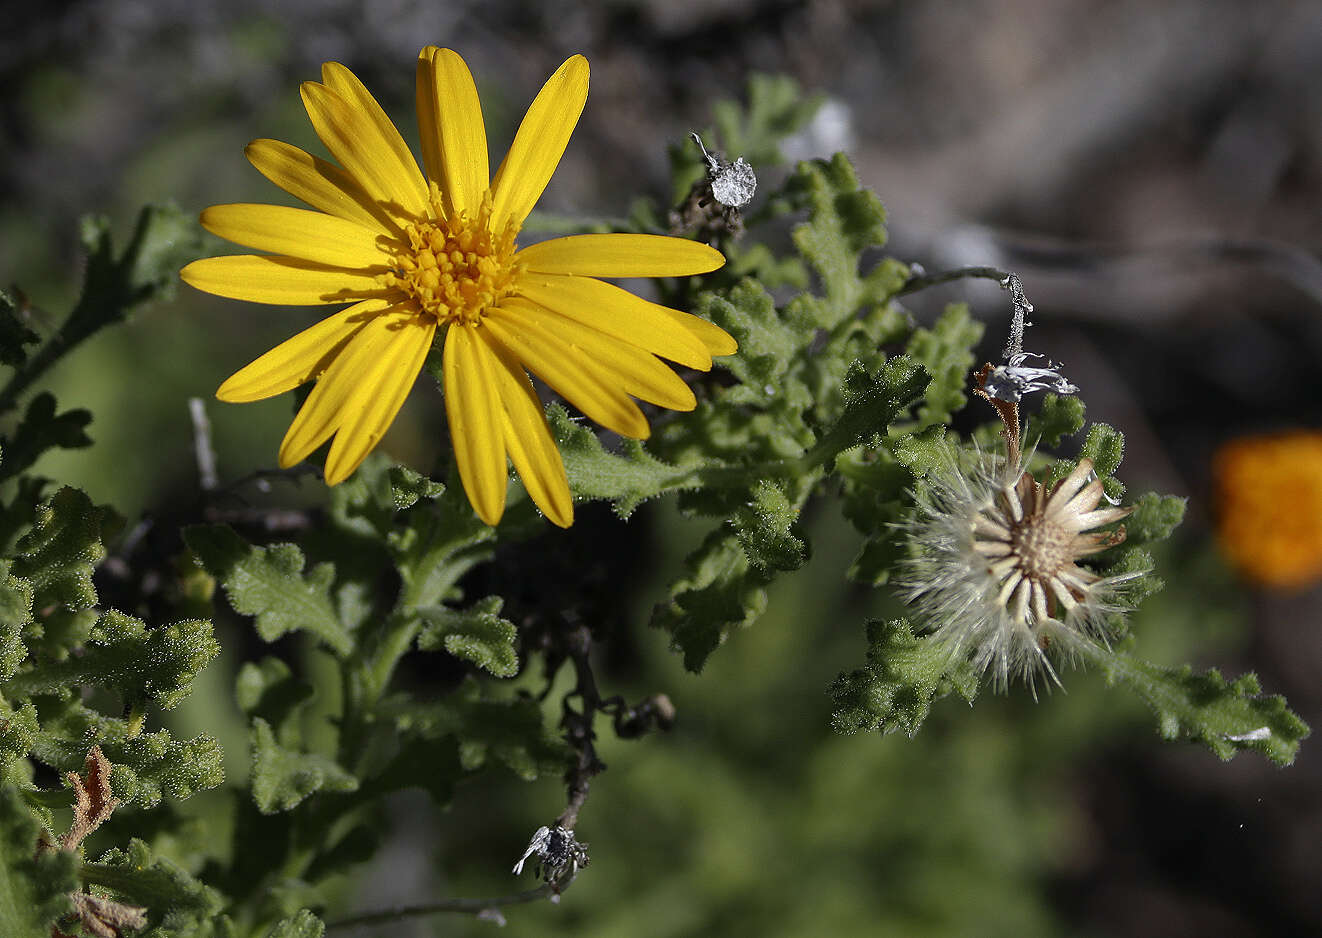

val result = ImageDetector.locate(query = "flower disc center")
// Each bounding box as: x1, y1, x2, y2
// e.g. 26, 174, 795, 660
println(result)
385, 204, 516, 325
1011, 514, 1071, 581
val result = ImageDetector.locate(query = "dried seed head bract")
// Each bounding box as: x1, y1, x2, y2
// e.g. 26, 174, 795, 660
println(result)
900, 448, 1136, 690
670, 133, 757, 240
899, 273, 1135, 691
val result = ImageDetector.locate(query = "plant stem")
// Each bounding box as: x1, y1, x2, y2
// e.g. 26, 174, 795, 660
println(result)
324, 886, 553, 930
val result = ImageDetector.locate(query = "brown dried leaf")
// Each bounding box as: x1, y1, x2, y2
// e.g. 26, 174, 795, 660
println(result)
60, 746, 120, 852
64, 893, 148, 938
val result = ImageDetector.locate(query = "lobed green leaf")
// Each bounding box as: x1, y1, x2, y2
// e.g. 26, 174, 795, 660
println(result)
186, 525, 352, 655
416, 596, 519, 677
1095, 651, 1310, 766
388, 677, 570, 783
0, 392, 92, 484
8, 611, 217, 710
829, 618, 978, 737
12, 486, 109, 613
0, 786, 77, 936
250, 718, 358, 815
83, 837, 224, 936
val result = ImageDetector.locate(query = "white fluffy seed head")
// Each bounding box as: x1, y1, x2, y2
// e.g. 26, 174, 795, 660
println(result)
898, 446, 1137, 693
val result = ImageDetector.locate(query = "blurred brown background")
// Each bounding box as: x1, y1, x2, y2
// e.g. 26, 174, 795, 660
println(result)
2, 1, 1320, 935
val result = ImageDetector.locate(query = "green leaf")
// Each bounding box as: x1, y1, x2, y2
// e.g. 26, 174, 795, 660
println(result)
890, 425, 950, 478
12, 486, 109, 612
186, 525, 352, 655
829, 619, 978, 737
25, 696, 223, 807
1123, 492, 1188, 545
806, 356, 928, 467
0, 288, 39, 369
0, 700, 39, 782
731, 480, 807, 572
83, 837, 224, 936
0, 392, 93, 485
1080, 422, 1125, 478
652, 529, 769, 672
0, 206, 205, 420
906, 304, 983, 427
77, 203, 202, 328
551, 406, 702, 518
1090, 649, 1309, 766
8, 611, 217, 710
388, 465, 446, 510
264, 909, 325, 938
236, 658, 314, 742
782, 154, 902, 331
417, 596, 519, 677
1024, 393, 1086, 449
386, 486, 495, 610
0, 786, 77, 935
388, 677, 569, 782
250, 718, 357, 814
0, 562, 33, 681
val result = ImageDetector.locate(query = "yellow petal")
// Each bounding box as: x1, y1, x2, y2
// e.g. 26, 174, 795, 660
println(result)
484, 337, 573, 527
301, 80, 428, 221
324, 313, 436, 484
200, 204, 391, 269
181, 255, 387, 305
517, 234, 725, 277
490, 55, 588, 233
217, 299, 391, 402
653, 306, 738, 357
278, 309, 421, 468
482, 306, 649, 439
319, 62, 430, 214
417, 47, 489, 218
444, 323, 508, 526
414, 49, 444, 193
512, 273, 711, 370
501, 297, 695, 411
245, 138, 399, 235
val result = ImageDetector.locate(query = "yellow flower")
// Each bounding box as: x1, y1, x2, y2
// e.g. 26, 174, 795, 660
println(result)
181, 48, 735, 528
1215, 430, 1322, 589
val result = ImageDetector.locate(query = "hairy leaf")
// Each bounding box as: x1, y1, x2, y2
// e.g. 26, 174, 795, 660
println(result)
1094, 652, 1309, 766
186, 525, 352, 655
8, 611, 217, 710
652, 529, 770, 672
906, 304, 983, 427
731, 480, 807, 572
783, 154, 902, 331
0, 786, 77, 935
83, 838, 224, 936
551, 405, 702, 518
388, 677, 569, 782
0, 561, 32, 681
264, 909, 326, 938
830, 618, 978, 737
806, 356, 928, 467
417, 596, 519, 677
1024, 393, 1086, 449
12, 486, 108, 613
250, 718, 357, 814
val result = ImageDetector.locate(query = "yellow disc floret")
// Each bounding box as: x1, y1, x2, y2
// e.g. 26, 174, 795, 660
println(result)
383, 191, 518, 325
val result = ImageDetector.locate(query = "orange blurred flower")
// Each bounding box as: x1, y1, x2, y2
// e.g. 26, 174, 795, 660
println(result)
1214, 430, 1322, 589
